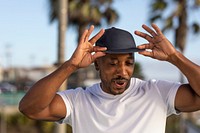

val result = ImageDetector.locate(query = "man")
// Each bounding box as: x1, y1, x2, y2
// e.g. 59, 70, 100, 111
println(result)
19, 24, 200, 133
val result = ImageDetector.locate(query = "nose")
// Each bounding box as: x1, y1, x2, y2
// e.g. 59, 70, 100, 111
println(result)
116, 63, 127, 76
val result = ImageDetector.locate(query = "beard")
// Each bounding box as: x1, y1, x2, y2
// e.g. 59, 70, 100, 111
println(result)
101, 76, 131, 95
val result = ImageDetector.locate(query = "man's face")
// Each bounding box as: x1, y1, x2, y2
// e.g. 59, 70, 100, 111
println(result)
95, 53, 134, 95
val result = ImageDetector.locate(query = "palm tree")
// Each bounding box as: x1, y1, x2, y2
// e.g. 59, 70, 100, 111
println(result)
150, 0, 200, 52
49, 0, 119, 42
149, 0, 200, 82
149, 0, 200, 132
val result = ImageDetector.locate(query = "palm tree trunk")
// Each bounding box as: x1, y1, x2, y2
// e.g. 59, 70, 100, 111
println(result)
175, 1, 190, 133
175, 0, 188, 83
55, 0, 68, 133
175, 0, 187, 52
57, 0, 68, 65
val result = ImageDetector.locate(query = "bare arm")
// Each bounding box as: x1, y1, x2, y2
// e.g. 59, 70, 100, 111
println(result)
19, 61, 77, 121
19, 25, 106, 121
135, 23, 200, 112
169, 52, 200, 112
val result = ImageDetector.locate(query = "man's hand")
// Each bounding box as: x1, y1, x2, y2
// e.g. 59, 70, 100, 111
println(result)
134, 23, 177, 61
135, 23, 200, 112
69, 25, 107, 69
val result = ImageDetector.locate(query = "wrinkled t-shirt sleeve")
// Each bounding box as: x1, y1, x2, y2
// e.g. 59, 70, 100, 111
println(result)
156, 80, 181, 116
56, 89, 78, 124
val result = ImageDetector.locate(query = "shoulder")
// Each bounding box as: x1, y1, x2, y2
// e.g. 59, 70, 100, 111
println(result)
142, 79, 181, 101
57, 83, 99, 99
131, 78, 180, 95
135, 78, 180, 89
57, 87, 84, 96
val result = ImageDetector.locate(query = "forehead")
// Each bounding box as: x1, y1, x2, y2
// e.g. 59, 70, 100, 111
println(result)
101, 53, 134, 60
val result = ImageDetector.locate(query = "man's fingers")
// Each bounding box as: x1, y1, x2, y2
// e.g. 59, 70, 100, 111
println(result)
89, 29, 105, 45
138, 50, 154, 58
92, 46, 107, 52
92, 52, 106, 62
137, 44, 154, 58
79, 29, 88, 44
151, 23, 163, 36
85, 25, 94, 42
137, 43, 154, 50
79, 25, 95, 44
134, 31, 152, 42
142, 24, 157, 37
142, 23, 163, 36
91, 46, 107, 61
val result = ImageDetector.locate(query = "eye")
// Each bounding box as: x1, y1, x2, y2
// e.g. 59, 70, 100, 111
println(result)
110, 63, 117, 66
109, 61, 118, 66
126, 61, 134, 66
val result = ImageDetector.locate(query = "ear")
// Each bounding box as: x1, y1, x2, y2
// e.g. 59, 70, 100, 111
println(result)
94, 60, 99, 71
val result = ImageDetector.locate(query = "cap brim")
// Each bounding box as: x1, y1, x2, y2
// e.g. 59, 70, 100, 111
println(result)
105, 48, 145, 54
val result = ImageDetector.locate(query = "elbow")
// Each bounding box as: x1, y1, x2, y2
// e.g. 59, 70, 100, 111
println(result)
18, 100, 24, 112
18, 101, 28, 117
18, 101, 36, 120
18, 99, 28, 115
18, 101, 48, 121
18, 100, 25, 114
18, 107, 38, 120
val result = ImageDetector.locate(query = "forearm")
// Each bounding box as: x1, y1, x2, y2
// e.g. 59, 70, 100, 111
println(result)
19, 60, 77, 114
169, 51, 200, 95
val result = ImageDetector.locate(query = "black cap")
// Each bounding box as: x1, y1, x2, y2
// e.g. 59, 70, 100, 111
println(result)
96, 27, 143, 54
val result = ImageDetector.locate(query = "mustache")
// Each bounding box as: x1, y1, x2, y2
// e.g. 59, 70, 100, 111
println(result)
111, 76, 129, 82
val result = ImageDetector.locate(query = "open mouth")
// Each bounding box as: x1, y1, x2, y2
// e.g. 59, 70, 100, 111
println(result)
114, 80, 127, 87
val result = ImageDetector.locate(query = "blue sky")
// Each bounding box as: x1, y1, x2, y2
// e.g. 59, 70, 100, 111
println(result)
0, 0, 200, 81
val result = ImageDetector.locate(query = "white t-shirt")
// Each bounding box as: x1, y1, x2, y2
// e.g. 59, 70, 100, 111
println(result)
57, 78, 180, 133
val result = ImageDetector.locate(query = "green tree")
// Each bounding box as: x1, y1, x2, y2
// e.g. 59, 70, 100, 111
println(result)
149, 0, 200, 83
149, 0, 200, 132
49, 0, 119, 42
149, 0, 200, 53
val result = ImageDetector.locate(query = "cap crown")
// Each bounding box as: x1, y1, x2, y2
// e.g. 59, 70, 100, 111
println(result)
96, 27, 139, 53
